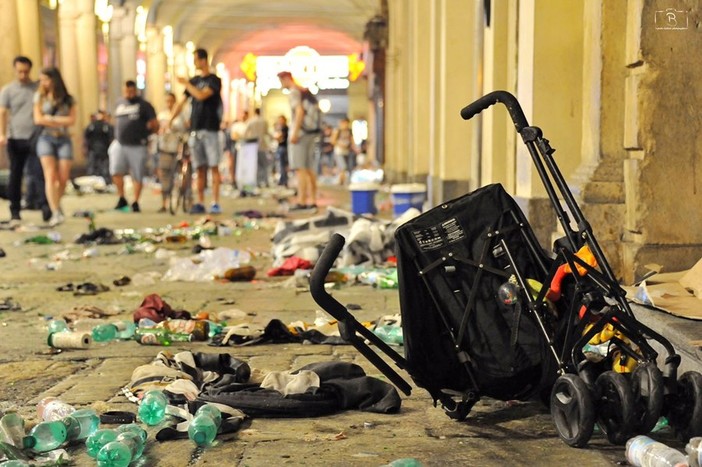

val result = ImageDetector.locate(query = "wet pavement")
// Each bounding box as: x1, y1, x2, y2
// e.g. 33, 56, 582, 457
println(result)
0, 181, 696, 466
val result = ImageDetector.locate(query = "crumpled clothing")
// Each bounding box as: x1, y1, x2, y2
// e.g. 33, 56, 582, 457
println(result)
260, 370, 320, 396
209, 319, 347, 347
132, 293, 191, 323
267, 256, 313, 276
199, 361, 401, 417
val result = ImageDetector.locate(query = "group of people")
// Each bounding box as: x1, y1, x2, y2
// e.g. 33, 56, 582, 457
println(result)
0, 56, 77, 227
0, 49, 330, 221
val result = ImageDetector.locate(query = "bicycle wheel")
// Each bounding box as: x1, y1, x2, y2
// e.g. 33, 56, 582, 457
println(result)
179, 161, 193, 214
173, 159, 185, 213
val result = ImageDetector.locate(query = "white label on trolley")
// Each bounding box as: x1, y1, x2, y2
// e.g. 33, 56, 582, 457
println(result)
411, 217, 466, 251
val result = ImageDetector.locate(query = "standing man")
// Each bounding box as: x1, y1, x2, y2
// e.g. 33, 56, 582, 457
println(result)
84, 109, 114, 185
170, 48, 223, 214
277, 71, 320, 212
244, 108, 269, 187
0, 56, 50, 226
109, 80, 158, 212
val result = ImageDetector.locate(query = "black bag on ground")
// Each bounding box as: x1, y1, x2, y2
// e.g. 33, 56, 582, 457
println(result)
394, 183, 557, 403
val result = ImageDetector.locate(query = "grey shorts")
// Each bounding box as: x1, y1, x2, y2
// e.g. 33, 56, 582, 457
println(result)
108, 140, 148, 182
289, 133, 318, 170
37, 134, 73, 160
188, 130, 221, 169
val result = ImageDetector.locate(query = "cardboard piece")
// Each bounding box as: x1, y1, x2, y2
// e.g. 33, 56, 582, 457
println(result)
625, 258, 702, 320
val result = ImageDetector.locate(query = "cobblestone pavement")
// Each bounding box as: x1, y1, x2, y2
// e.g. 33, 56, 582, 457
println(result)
0, 182, 681, 466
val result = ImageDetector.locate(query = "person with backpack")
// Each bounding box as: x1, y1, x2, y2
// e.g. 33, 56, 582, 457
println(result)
277, 71, 320, 212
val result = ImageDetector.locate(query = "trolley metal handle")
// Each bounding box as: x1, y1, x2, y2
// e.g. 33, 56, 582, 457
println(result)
460, 90, 529, 133
309, 233, 348, 321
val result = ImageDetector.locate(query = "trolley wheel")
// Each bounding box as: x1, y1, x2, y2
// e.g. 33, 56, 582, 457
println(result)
594, 371, 635, 445
668, 371, 702, 440
550, 374, 595, 448
444, 401, 470, 421
630, 362, 664, 434
578, 362, 599, 392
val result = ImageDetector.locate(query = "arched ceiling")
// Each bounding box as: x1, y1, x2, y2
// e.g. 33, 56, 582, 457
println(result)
143, 0, 381, 77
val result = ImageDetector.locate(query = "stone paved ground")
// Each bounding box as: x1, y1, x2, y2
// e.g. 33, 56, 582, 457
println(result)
0, 182, 685, 466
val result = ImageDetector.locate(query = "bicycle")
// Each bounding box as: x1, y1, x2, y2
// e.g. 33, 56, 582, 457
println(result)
171, 142, 193, 214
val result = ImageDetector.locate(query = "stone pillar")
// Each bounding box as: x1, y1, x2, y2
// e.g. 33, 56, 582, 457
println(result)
408, 0, 430, 183
480, 0, 516, 190
618, 1, 702, 282
432, 0, 475, 202
514, 0, 585, 246
145, 25, 166, 112
0, 0, 22, 169
15, 0, 41, 69
109, 6, 137, 110
384, 1, 408, 182
58, 0, 98, 167
0, 0, 21, 86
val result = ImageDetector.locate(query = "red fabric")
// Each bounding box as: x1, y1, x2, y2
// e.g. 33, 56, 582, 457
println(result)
267, 256, 313, 277
132, 293, 191, 323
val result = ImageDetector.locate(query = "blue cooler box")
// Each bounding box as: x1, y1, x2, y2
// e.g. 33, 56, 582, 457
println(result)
391, 183, 426, 217
349, 183, 379, 215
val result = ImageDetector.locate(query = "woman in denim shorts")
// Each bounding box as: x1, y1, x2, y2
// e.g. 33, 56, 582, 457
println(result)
33, 67, 77, 226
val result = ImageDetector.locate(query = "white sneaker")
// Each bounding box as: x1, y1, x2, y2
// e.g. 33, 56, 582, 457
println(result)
49, 212, 65, 227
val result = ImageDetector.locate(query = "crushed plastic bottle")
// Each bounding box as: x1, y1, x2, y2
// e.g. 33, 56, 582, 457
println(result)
0, 413, 25, 447
36, 397, 75, 422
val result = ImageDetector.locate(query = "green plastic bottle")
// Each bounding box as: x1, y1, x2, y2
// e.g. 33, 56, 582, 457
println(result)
114, 321, 136, 340
23, 421, 67, 452
96, 436, 140, 467
92, 324, 118, 343
188, 405, 222, 447
138, 390, 168, 426
86, 429, 118, 458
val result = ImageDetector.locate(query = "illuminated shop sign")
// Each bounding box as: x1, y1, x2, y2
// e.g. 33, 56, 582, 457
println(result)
254, 46, 352, 95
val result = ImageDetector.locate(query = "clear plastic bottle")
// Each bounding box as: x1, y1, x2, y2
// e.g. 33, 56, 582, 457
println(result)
86, 428, 118, 458
64, 408, 100, 442
188, 405, 222, 447
687, 437, 702, 467
36, 397, 75, 422
115, 423, 147, 445
0, 412, 25, 447
626, 435, 689, 467
138, 390, 168, 426
47, 319, 68, 334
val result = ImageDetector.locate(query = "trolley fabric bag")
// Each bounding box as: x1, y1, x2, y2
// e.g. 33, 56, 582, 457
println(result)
394, 183, 556, 403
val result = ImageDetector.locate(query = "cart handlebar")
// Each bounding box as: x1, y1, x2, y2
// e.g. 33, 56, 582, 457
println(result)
460, 91, 529, 133
309, 233, 348, 320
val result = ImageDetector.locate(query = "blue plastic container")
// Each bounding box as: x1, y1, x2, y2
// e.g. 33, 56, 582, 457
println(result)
391, 183, 426, 217
349, 183, 379, 215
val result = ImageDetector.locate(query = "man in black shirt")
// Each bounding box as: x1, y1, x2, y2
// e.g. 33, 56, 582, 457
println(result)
108, 81, 158, 212
170, 48, 223, 215
84, 110, 114, 184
